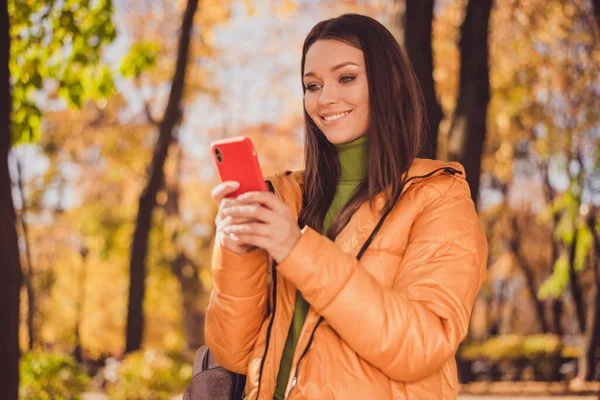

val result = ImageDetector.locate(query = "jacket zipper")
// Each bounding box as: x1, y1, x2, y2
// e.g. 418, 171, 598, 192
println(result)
256, 180, 278, 400
284, 317, 323, 398
284, 166, 461, 399
255, 261, 277, 399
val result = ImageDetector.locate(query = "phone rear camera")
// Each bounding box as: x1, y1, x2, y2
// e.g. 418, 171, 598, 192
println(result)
214, 148, 223, 162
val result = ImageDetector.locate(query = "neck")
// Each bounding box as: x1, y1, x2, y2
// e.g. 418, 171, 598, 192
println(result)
335, 135, 369, 182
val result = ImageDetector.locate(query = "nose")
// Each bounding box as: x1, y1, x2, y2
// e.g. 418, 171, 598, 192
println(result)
318, 83, 340, 107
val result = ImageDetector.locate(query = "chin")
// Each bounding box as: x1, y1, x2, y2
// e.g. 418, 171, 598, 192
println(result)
321, 131, 365, 144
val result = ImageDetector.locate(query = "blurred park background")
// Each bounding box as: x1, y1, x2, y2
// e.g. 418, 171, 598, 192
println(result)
1, 0, 600, 398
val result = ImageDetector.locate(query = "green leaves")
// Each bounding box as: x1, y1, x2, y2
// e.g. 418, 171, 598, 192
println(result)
538, 221, 593, 300
538, 254, 569, 300
105, 349, 192, 399
9, 0, 117, 144
119, 41, 160, 79
20, 351, 90, 399
539, 170, 595, 299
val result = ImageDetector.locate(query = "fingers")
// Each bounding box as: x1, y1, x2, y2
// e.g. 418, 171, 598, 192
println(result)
223, 222, 270, 237
211, 181, 240, 204
236, 191, 286, 212
216, 215, 257, 233
228, 233, 270, 249
221, 203, 277, 225
221, 191, 285, 224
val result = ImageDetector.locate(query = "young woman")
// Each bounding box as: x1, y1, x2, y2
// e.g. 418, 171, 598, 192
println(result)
205, 13, 487, 400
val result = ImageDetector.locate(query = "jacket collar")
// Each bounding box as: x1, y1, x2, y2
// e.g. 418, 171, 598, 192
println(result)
280, 158, 465, 193
271, 158, 466, 218
406, 158, 465, 180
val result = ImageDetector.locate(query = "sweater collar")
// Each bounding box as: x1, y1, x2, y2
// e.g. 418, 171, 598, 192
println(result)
335, 135, 369, 183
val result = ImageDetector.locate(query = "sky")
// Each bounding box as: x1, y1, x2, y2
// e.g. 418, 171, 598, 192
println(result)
10, 1, 394, 212
9, 0, 597, 216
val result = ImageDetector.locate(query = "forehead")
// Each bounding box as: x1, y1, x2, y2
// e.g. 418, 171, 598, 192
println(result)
304, 39, 364, 72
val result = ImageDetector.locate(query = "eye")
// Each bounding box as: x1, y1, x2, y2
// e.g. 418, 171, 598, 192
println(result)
340, 76, 355, 84
305, 83, 322, 92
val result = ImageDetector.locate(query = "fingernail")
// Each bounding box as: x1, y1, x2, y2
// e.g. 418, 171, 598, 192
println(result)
230, 233, 239, 241
229, 181, 240, 188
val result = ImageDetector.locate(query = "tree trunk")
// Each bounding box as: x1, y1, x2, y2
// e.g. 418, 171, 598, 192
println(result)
568, 230, 587, 334
164, 143, 206, 349
16, 159, 36, 350
0, 3, 23, 398
404, 0, 443, 159
171, 253, 206, 349
593, 0, 600, 27
541, 160, 564, 335
447, 0, 493, 208
511, 215, 550, 333
549, 219, 564, 335
125, 0, 199, 354
579, 213, 600, 381
73, 248, 89, 362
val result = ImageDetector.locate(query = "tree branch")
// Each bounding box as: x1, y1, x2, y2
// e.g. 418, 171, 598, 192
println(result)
404, 0, 443, 159
591, 0, 600, 30
16, 158, 36, 350
0, 1, 23, 396
510, 214, 550, 333
143, 99, 158, 126
125, 0, 199, 354
134, 76, 159, 126
447, 0, 494, 208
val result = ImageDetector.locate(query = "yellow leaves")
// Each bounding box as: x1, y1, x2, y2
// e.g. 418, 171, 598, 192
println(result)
156, 191, 168, 206
275, 0, 299, 16
434, 0, 467, 28
488, 252, 517, 280
497, 142, 513, 161
194, 0, 233, 27
432, 0, 461, 117
496, 113, 510, 135
514, 9, 529, 27
175, 0, 194, 12
244, 0, 256, 17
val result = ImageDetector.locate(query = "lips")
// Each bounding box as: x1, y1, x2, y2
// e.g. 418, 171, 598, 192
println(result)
319, 110, 352, 125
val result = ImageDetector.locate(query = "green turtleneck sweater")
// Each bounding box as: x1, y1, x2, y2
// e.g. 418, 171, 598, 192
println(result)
273, 135, 369, 399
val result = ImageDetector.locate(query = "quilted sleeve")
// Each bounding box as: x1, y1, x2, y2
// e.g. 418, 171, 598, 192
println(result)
204, 242, 270, 374
275, 177, 487, 381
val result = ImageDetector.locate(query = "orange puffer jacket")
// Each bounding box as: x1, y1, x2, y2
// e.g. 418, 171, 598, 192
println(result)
205, 159, 488, 400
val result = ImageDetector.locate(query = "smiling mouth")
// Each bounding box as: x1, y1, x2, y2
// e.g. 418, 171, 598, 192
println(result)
319, 110, 352, 125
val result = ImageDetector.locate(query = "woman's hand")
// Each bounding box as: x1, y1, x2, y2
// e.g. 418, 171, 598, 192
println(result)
221, 191, 301, 264
212, 181, 260, 255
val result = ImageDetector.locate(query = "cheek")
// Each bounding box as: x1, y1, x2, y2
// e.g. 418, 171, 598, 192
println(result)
304, 95, 318, 117
359, 85, 370, 108
351, 89, 369, 118
346, 84, 369, 109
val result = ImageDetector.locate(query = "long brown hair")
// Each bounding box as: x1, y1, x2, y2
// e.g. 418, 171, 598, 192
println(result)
299, 14, 425, 239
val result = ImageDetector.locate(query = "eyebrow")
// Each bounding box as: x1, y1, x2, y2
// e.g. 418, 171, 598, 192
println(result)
303, 61, 360, 78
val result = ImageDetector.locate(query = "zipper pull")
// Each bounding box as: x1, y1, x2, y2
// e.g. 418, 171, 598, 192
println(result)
285, 376, 298, 399
444, 167, 462, 175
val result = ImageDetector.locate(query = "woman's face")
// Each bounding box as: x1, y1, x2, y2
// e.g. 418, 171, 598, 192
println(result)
303, 39, 370, 144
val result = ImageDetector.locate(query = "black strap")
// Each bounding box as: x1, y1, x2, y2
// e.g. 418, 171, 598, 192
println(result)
266, 180, 275, 193
266, 178, 378, 260
356, 167, 461, 260
202, 347, 210, 371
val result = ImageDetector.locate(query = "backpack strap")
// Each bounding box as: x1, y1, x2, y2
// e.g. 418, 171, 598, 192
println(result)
265, 179, 274, 193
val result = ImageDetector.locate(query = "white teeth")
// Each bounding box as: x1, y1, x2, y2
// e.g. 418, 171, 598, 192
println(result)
323, 111, 350, 122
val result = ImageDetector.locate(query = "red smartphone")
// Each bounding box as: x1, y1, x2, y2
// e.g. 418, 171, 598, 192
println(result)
211, 136, 268, 198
